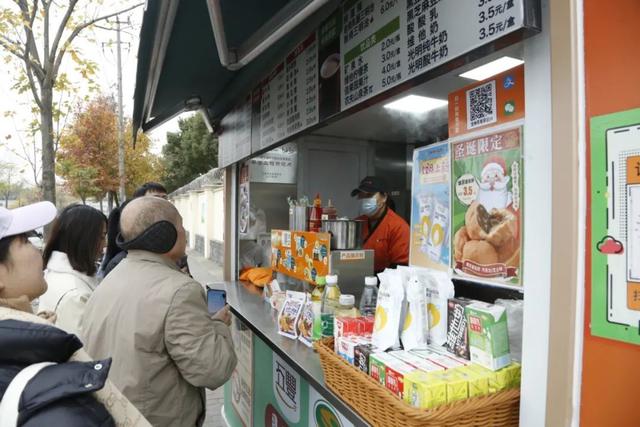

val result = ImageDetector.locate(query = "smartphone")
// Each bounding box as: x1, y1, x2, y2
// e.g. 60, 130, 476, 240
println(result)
207, 288, 227, 314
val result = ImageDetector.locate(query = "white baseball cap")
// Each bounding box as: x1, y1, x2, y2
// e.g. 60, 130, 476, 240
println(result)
0, 201, 57, 240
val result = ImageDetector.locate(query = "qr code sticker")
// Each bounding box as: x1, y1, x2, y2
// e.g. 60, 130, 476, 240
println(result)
466, 80, 497, 130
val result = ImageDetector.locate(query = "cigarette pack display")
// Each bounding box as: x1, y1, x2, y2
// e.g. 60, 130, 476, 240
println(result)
446, 297, 473, 359
404, 371, 447, 409
388, 351, 444, 373
354, 344, 374, 374
465, 302, 511, 371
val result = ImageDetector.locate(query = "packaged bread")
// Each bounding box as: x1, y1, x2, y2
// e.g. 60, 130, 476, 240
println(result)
278, 291, 306, 339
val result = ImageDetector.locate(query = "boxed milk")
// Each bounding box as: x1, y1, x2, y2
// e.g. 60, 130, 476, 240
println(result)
465, 302, 511, 371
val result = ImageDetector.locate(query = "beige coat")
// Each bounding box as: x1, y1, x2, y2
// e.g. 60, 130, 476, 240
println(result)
0, 305, 151, 427
81, 250, 237, 427
39, 250, 98, 337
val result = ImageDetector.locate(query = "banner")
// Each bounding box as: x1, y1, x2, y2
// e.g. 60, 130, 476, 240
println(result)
271, 230, 330, 284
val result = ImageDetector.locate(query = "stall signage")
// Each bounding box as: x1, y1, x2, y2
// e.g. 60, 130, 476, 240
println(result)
230, 315, 254, 426
409, 141, 450, 271
450, 126, 523, 286
285, 32, 319, 138
272, 353, 301, 423
589, 108, 640, 345
271, 230, 330, 285
449, 65, 525, 138
340, 0, 525, 110
249, 143, 297, 184
308, 387, 355, 427
219, 94, 252, 168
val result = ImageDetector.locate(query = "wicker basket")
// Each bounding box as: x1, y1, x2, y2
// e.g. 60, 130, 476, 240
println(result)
314, 338, 520, 427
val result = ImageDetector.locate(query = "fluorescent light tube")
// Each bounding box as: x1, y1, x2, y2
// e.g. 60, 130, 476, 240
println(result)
459, 56, 524, 81
383, 95, 448, 114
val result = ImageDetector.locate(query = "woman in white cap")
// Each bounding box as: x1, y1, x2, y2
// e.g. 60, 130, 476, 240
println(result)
0, 202, 150, 427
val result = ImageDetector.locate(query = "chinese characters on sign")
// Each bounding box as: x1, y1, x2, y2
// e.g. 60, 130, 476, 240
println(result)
272, 353, 301, 423
285, 33, 319, 137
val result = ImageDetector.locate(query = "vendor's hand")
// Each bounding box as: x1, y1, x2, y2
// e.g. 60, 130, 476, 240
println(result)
37, 310, 57, 324
212, 305, 232, 326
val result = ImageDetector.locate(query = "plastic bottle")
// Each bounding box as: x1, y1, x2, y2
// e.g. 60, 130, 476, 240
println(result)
309, 194, 323, 232
311, 276, 326, 340
320, 275, 341, 337
321, 199, 338, 221
336, 294, 360, 318
359, 276, 379, 317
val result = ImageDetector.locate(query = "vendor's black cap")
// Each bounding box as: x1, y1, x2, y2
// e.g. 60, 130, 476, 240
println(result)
350, 176, 387, 197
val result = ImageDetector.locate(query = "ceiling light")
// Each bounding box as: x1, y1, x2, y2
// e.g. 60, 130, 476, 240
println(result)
383, 95, 448, 114
459, 56, 524, 81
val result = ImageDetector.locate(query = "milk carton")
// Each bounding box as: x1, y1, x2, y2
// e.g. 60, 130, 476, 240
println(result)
465, 302, 511, 371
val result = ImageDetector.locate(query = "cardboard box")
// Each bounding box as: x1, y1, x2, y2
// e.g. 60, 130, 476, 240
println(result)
434, 371, 469, 403
334, 317, 361, 351
457, 366, 490, 398
384, 358, 417, 399
425, 345, 473, 366
388, 351, 445, 373
411, 350, 466, 370
354, 344, 374, 374
465, 302, 511, 371
446, 298, 473, 359
336, 337, 359, 364
404, 371, 447, 409
369, 352, 396, 386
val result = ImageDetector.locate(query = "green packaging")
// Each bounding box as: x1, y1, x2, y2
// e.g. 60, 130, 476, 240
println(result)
465, 302, 511, 371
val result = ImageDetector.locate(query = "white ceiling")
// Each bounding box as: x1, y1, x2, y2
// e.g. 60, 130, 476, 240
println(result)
310, 43, 524, 144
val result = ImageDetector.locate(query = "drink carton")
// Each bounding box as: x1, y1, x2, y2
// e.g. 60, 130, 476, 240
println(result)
456, 366, 490, 398
336, 337, 359, 364
354, 344, 374, 374
465, 302, 511, 371
425, 345, 473, 366
369, 352, 396, 386
433, 371, 469, 403
388, 351, 444, 373
404, 371, 447, 409
384, 358, 417, 399
446, 297, 473, 359
411, 350, 465, 370
334, 317, 361, 351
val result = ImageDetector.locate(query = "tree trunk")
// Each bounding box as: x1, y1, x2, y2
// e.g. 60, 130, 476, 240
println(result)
108, 191, 114, 212
40, 86, 56, 207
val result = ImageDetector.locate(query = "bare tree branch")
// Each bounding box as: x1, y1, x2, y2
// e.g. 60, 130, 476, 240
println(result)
16, 0, 45, 79
52, 2, 143, 76
48, 0, 78, 70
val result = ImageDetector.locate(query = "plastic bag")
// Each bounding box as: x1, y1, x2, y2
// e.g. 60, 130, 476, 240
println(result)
401, 272, 429, 351
495, 298, 523, 362
372, 270, 405, 351
425, 271, 455, 346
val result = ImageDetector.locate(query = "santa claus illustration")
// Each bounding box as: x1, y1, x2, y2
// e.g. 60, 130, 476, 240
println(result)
476, 156, 512, 211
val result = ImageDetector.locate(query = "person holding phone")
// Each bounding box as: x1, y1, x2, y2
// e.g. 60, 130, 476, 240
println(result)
82, 196, 236, 427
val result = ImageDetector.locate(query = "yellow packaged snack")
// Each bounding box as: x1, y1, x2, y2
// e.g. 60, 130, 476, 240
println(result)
434, 371, 468, 403
404, 371, 447, 409
456, 367, 490, 398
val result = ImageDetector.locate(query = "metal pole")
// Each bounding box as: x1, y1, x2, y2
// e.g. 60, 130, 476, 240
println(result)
116, 18, 126, 202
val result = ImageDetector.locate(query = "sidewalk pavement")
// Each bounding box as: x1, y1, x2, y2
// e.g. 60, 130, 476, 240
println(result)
186, 250, 226, 427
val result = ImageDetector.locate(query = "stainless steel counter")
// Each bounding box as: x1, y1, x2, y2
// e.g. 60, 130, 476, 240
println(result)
222, 281, 369, 427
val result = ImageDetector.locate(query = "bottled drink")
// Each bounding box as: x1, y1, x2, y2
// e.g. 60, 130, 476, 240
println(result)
359, 276, 379, 317
336, 294, 359, 318
311, 276, 326, 340
320, 275, 341, 337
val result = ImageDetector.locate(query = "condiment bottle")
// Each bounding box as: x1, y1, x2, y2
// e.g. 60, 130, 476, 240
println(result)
309, 193, 323, 232
312, 276, 326, 340
320, 275, 341, 337
321, 199, 338, 221
359, 276, 379, 317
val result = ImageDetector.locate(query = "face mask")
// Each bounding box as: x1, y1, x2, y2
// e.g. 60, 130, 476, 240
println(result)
359, 197, 379, 216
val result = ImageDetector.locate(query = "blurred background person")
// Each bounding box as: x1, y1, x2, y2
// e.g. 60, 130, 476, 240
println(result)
38, 204, 107, 336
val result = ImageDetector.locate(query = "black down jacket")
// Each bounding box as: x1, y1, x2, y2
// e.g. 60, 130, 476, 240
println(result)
0, 319, 115, 427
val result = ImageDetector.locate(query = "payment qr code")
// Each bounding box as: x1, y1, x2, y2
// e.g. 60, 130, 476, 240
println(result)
466, 80, 497, 130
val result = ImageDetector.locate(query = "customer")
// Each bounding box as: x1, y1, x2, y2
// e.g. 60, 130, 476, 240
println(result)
0, 201, 150, 426
82, 196, 237, 427
38, 204, 107, 336
98, 182, 169, 278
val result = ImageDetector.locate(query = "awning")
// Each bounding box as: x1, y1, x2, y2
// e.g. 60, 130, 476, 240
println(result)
132, 0, 338, 137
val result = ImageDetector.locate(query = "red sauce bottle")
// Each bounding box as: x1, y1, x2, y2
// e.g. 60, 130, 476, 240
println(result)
309, 194, 323, 232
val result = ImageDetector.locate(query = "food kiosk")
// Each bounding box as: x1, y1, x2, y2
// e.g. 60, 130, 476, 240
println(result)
131, 0, 589, 425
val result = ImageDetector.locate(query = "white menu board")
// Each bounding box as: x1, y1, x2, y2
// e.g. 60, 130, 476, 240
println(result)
284, 32, 319, 139
259, 63, 287, 150
341, 0, 524, 110
218, 95, 252, 168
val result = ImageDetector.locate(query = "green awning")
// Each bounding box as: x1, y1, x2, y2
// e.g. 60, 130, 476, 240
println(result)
132, 0, 338, 136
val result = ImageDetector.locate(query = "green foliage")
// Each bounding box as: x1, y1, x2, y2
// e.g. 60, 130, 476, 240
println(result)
161, 113, 218, 192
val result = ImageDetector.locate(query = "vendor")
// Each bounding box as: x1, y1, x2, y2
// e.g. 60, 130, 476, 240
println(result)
352, 176, 410, 273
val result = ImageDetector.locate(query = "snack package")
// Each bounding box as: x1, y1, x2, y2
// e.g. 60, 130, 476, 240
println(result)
388, 351, 444, 373
372, 270, 405, 351
425, 271, 455, 346
446, 297, 474, 359
401, 273, 429, 351
277, 291, 306, 339
404, 371, 447, 409
465, 302, 511, 371
297, 294, 314, 347
354, 344, 375, 374
369, 352, 397, 386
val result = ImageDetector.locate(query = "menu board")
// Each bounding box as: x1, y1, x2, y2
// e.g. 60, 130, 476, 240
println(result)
285, 33, 319, 137
258, 64, 287, 151
340, 0, 525, 110
219, 95, 252, 168
409, 142, 450, 271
